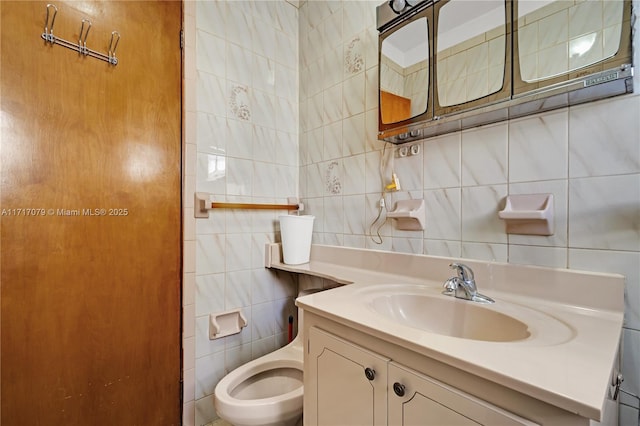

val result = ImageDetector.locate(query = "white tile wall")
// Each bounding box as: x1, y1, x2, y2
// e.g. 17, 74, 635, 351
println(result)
184, 1, 300, 425
569, 96, 640, 178
184, 1, 640, 424
508, 110, 568, 183
569, 174, 640, 251
461, 123, 508, 186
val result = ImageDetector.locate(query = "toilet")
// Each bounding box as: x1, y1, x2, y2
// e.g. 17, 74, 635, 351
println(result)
213, 290, 317, 426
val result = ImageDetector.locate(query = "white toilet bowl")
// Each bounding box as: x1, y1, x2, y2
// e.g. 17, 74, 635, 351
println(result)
214, 338, 303, 426
213, 290, 318, 426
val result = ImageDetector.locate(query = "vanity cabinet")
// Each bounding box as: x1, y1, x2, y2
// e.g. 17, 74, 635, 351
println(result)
306, 326, 537, 426
307, 327, 389, 426
388, 362, 537, 426
266, 243, 623, 426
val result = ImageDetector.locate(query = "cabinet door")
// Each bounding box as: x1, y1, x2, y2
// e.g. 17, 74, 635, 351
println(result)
388, 362, 539, 426
307, 327, 390, 426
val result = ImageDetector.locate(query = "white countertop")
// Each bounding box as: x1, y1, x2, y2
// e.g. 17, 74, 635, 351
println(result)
266, 244, 625, 421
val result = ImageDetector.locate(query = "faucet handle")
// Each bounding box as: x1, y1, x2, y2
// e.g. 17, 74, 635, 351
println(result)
449, 263, 474, 282
443, 277, 458, 294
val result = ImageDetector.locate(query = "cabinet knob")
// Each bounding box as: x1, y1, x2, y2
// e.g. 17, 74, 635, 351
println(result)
393, 382, 405, 397
364, 367, 376, 381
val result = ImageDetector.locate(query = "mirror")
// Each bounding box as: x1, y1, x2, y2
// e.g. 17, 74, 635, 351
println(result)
376, 0, 632, 143
517, 0, 624, 82
380, 17, 429, 124
436, 0, 506, 106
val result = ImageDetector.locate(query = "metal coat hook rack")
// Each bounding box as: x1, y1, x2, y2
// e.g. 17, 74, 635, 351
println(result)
41, 4, 120, 66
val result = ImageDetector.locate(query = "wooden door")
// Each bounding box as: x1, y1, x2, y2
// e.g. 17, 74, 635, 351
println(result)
0, 1, 182, 424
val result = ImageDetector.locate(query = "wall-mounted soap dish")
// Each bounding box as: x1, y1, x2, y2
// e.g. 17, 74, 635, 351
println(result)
209, 308, 248, 340
498, 194, 554, 236
388, 199, 425, 230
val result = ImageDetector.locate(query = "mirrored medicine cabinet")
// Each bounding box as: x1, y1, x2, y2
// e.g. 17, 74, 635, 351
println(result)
378, 0, 634, 143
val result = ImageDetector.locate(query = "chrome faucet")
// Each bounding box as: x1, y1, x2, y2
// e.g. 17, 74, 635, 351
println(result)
443, 263, 494, 304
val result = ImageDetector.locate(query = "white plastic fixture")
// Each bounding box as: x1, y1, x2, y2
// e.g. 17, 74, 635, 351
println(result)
279, 215, 315, 265
209, 309, 248, 340
498, 194, 554, 236
387, 199, 425, 230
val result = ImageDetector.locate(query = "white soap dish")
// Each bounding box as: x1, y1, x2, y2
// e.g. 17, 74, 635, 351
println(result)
209, 309, 248, 340
498, 194, 554, 236
387, 199, 425, 231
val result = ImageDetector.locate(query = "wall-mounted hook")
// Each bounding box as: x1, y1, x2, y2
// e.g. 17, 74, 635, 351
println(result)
78, 19, 91, 55
108, 31, 120, 65
39, 3, 120, 66
43, 4, 58, 43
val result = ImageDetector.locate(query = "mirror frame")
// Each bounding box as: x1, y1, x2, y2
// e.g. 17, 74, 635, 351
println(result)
512, 0, 633, 97
379, 16, 430, 126
433, 0, 512, 117
378, 6, 434, 138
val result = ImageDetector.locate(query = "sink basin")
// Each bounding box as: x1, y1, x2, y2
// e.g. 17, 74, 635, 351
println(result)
359, 284, 575, 345
371, 293, 530, 342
